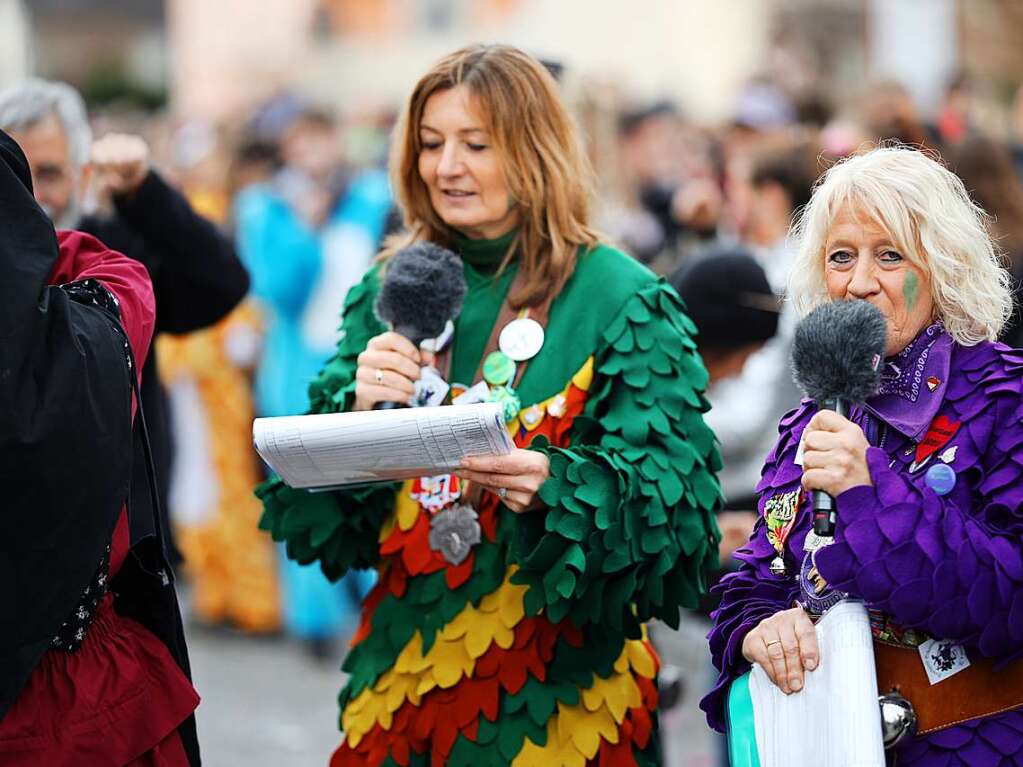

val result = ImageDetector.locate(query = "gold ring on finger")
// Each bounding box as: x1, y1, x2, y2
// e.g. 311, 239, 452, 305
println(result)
765, 639, 782, 646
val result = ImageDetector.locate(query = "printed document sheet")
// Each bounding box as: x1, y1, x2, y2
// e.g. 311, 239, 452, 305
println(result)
253, 402, 513, 489
748, 600, 886, 767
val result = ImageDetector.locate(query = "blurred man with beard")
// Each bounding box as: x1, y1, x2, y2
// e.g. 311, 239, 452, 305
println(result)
0, 79, 250, 568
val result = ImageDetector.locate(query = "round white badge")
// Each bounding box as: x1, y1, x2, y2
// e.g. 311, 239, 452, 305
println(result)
499, 318, 545, 362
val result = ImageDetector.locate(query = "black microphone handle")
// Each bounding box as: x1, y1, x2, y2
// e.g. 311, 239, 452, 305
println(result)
811, 397, 849, 536
374, 400, 407, 411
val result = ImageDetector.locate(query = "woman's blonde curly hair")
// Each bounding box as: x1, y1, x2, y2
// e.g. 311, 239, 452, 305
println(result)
789, 145, 1012, 346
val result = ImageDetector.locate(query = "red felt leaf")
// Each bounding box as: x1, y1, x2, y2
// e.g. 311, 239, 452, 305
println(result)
445, 552, 475, 588
636, 674, 658, 712
596, 737, 639, 767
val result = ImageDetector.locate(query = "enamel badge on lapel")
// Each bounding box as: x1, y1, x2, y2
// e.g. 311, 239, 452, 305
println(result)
926, 375, 940, 392
764, 489, 801, 576
428, 503, 482, 566
909, 415, 961, 473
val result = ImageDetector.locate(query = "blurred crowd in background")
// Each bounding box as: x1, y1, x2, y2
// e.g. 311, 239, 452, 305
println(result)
5, 0, 1023, 764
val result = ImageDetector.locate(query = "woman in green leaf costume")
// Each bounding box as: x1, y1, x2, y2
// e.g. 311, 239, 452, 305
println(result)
258, 44, 721, 767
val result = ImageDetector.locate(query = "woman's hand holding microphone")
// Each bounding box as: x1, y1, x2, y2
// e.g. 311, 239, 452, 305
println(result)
352, 331, 427, 411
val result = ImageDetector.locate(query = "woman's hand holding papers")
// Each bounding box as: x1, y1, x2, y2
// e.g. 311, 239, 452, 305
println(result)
742, 606, 820, 694
457, 450, 550, 514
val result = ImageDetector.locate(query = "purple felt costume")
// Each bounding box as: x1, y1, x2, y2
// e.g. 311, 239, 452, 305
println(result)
701, 323, 1023, 765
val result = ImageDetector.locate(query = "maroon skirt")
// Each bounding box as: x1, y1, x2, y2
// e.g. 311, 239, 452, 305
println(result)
0, 512, 199, 766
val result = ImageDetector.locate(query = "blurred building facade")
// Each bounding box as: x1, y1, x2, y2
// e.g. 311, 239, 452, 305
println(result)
0, 0, 32, 87
1, 0, 1020, 132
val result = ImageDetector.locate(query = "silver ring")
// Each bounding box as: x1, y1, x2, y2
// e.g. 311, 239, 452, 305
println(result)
497, 487, 508, 499
765, 639, 782, 647
374, 369, 384, 385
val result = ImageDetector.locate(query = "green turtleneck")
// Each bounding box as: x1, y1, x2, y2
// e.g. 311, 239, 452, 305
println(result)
449, 229, 520, 388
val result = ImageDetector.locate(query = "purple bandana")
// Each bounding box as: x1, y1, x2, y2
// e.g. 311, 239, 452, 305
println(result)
864, 323, 952, 440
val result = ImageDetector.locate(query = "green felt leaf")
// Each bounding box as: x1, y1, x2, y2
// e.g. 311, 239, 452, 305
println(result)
657, 468, 685, 506
613, 326, 637, 354
555, 512, 590, 542
555, 568, 577, 598
622, 364, 651, 388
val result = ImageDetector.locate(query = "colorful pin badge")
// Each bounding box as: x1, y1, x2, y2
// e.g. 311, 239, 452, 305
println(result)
520, 403, 545, 431
925, 463, 956, 496
487, 384, 521, 422
482, 350, 516, 386
499, 317, 545, 362
547, 393, 567, 418
926, 376, 941, 392
912, 415, 961, 472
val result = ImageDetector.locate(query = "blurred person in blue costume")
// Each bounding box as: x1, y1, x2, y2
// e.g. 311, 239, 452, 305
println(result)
235, 106, 394, 657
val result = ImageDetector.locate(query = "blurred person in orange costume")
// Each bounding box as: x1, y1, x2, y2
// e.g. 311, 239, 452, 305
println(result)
157, 120, 282, 634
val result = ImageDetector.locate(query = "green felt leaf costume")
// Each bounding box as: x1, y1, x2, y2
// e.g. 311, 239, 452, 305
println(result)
257, 231, 721, 766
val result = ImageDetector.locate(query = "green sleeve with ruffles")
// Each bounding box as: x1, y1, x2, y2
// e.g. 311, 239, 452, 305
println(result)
256, 266, 400, 581
510, 279, 722, 636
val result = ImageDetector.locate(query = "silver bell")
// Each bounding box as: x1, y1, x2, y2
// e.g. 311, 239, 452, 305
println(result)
878, 692, 917, 749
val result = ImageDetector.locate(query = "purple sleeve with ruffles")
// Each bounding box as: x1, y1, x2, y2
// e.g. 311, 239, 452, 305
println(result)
700, 402, 815, 732
815, 347, 1023, 663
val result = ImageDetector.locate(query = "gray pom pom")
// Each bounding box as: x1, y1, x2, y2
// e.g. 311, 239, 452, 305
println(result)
374, 242, 467, 344
791, 300, 887, 403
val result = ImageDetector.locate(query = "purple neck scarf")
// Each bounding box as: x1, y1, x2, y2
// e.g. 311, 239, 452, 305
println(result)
862, 322, 952, 441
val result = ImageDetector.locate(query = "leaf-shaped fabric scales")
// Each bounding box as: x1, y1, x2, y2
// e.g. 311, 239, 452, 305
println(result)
510, 280, 722, 633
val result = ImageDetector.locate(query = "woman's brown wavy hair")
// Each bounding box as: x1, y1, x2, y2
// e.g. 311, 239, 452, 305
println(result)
382, 44, 600, 308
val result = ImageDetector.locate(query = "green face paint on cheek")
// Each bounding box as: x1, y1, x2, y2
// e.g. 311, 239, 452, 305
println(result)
903, 271, 920, 311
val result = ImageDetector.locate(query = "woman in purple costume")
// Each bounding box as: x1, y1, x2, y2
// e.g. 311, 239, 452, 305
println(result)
701, 146, 1023, 766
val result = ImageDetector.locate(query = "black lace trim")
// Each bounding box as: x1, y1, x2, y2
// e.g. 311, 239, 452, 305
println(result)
51, 545, 112, 652
50, 279, 126, 654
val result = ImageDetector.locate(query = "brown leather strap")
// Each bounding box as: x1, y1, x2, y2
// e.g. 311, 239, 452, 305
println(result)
874, 640, 1023, 734
435, 268, 552, 388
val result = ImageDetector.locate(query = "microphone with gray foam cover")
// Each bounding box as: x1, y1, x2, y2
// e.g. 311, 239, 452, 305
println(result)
791, 300, 887, 535
372, 242, 467, 409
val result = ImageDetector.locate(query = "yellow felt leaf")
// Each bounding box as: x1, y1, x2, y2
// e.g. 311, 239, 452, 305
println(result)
342, 697, 391, 746
429, 639, 473, 688
494, 624, 515, 650
571, 356, 595, 391
581, 683, 605, 713
416, 673, 438, 697
393, 634, 427, 674
613, 652, 629, 674
607, 674, 641, 722
557, 703, 617, 758
395, 482, 421, 531
626, 639, 657, 678
442, 610, 472, 640
512, 724, 587, 767
378, 513, 396, 542
386, 675, 419, 713
497, 581, 526, 627
465, 614, 502, 658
